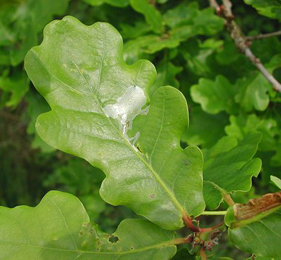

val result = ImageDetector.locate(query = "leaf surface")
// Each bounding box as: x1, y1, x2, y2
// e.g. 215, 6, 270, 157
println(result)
0, 0, 70, 66
182, 107, 228, 148
271, 142, 281, 167
84, 0, 129, 7
43, 158, 106, 221
124, 35, 180, 64
123, 4, 223, 63
0, 71, 29, 107
235, 73, 271, 112
25, 16, 205, 230
172, 248, 195, 259
191, 75, 237, 114
271, 175, 281, 189
244, 0, 281, 21
163, 2, 223, 35
26, 93, 54, 152
130, 0, 163, 34
120, 21, 151, 39
150, 58, 182, 94
163, 2, 198, 28
203, 133, 262, 209
0, 191, 177, 259
225, 113, 278, 151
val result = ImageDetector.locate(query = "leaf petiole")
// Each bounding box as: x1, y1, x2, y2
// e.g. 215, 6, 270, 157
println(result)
200, 211, 227, 216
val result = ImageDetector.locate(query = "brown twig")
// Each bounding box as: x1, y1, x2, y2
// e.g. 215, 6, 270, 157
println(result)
208, 0, 219, 9
209, 0, 281, 92
222, 0, 232, 16
246, 30, 281, 41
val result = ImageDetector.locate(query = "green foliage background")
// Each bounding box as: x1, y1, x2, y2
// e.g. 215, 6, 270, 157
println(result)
0, 0, 281, 259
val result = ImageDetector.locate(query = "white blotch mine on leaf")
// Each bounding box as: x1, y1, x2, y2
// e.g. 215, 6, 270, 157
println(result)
103, 86, 148, 149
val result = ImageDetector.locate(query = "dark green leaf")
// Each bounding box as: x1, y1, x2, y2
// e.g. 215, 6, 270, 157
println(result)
182, 107, 228, 148
84, 0, 129, 7
0, 0, 70, 66
163, 2, 223, 35
0, 71, 29, 107
235, 73, 271, 112
203, 133, 262, 209
225, 113, 278, 151
271, 175, 281, 189
244, 0, 281, 21
26, 93, 54, 152
150, 58, 182, 94
124, 34, 180, 64
271, 141, 281, 167
130, 0, 163, 34
163, 2, 198, 28
172, 248, 195, 259
191, 75, 238, 114
120, 21, 151, 39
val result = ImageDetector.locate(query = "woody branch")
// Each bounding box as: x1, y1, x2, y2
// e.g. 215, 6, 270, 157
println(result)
208, 0, 281, 92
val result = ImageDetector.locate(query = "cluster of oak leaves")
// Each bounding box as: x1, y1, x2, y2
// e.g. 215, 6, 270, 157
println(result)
0, 0, 281, 259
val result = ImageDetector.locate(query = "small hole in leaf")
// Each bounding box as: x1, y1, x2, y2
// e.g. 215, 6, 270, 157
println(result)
82, 222, 90, 228
136, 145, 143, 153
109, 235, 119, 243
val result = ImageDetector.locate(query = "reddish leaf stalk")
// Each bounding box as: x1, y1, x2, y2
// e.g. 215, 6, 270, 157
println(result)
200, 222, 224, 233
182, 214, 200, 232
200, 247, 208, 260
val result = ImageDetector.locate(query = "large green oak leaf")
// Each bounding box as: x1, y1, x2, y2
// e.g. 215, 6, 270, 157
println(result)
24, 16, 205, 230
0, 191, 177, 259
203, 133, 262, 209
225, 192, 281, 257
